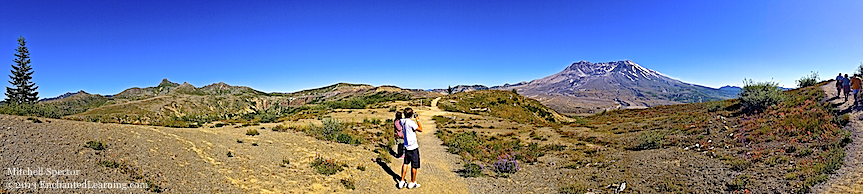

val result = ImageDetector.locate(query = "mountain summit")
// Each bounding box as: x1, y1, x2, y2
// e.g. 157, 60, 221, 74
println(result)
497, 60, 737, 114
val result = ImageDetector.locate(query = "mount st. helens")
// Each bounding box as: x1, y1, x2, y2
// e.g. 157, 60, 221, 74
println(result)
436, 60, 740, 115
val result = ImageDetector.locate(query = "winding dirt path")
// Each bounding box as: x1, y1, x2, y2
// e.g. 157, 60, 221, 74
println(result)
380, 97, 471, 193
813, 81, 863, 193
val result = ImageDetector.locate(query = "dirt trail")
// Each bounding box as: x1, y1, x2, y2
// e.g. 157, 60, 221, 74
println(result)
380, 97, 471, 193
813, 81, 863, 194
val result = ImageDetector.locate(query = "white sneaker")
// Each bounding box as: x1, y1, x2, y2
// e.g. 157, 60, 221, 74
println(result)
397, 180, 407, 189
408, 182, 421, 189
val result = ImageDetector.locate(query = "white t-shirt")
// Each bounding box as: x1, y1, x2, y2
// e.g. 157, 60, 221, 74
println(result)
400, 118, 419, 150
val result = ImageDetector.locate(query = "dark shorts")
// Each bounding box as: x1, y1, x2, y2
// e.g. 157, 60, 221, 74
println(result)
404, 149, 420, 169
845, 85, 852, 93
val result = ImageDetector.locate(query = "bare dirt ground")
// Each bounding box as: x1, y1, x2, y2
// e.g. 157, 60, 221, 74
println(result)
0, 97, 472, 193
812, 81, 863, 194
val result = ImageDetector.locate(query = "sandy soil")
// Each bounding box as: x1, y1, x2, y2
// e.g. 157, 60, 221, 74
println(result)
812, 81, 863, 194
0, 97, 473, 193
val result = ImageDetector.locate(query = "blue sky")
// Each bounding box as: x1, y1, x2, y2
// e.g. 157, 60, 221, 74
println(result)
1, 0, 861, 98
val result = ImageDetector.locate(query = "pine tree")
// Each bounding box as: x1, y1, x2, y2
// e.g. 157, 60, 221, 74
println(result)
5, 36, 38, 104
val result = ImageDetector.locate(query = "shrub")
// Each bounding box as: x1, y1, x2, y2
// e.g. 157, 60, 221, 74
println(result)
458, 162, 485, 178
86, 140, 107, 150
493, 153, 520, 174
340, 178, 356, 190
739, 79, 785, 114
0, 103, 63, 119
627, 131, 665, 151
311, 155, 344, 176
374, 148, 391, 163
251, 142, 258, 146
227, 151, 233, 157
796, 71, 819, 88
727, 159, 751, 171
236, 139, 243, 143
246, 129, 259, 136
726, 174, 750, 191
706, 101, 724, 112
272, 124, 287, 132
145, 180, 163, 193
560, 183, 588, 194
280, 158, 290, 167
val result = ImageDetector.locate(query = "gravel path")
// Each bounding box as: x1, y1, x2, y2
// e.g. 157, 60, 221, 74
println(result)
812, 81, 863, 193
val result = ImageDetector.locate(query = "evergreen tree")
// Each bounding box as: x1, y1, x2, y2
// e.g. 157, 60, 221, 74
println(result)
5, 36, 38, 104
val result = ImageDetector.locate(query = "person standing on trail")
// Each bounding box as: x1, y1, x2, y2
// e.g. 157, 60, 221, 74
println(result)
398, 107, 423, 189
393, 112, 405, 160
844, 74, 852, 102
853, 75, 862, 106
838, 73, 845, 96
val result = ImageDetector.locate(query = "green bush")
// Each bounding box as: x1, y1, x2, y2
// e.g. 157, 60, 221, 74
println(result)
627, 131, 665, 151
726, 175, 750, 191
560, 183, 588, 194
0, 103, 62, 118
458, 162, 485, 178
796, 71, 819, 88
86, 140, 107, 150
739, 79, 785, 114
311, 156, 344, 176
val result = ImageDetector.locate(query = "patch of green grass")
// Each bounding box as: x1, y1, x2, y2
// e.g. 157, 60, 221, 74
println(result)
86, 140, 107, 150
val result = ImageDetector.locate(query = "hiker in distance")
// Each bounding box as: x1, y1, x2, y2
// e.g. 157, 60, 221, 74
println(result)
398, 108, 423, 189
837, 73, 844, 96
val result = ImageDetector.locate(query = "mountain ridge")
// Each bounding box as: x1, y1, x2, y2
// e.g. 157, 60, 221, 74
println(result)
437, 60, 741, 115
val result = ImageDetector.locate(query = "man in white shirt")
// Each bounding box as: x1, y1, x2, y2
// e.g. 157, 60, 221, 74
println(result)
398, 108, 423, 189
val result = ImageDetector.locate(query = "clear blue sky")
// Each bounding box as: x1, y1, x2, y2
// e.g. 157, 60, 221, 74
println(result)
1, 0, 861, 98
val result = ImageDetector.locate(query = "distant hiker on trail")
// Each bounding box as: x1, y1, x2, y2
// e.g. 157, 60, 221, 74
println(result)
838, 73, 845, 96
843, 74, 852, 101
853, 74, 862, 106
393, 112, 405, 160
398, 107, 423, 189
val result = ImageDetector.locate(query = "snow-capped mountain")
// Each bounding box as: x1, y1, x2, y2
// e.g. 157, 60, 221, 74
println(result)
496, 60, 738, 114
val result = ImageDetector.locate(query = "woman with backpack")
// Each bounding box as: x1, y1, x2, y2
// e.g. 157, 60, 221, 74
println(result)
393, 112, 405, 159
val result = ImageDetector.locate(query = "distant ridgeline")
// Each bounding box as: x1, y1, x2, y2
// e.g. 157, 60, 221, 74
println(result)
20, 79, 440, 127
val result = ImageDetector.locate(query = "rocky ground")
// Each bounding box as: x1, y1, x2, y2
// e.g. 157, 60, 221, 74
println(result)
3, 83, 862, 193
0, 97, 472, 193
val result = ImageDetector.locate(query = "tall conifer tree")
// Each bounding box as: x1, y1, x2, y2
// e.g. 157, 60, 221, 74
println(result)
5, 36, 38, 104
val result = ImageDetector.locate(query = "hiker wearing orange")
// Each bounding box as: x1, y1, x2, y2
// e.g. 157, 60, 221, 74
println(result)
853, 74, 862, 107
